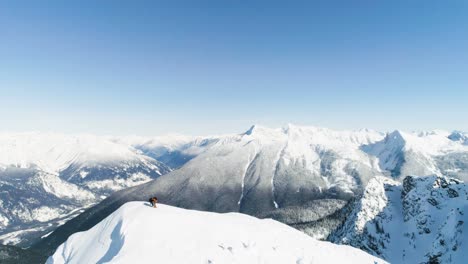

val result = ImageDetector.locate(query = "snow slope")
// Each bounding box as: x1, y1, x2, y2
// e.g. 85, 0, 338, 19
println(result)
47, 202, 386, 264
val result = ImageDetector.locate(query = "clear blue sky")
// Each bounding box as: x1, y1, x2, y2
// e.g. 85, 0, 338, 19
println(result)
1, 1, 467, 135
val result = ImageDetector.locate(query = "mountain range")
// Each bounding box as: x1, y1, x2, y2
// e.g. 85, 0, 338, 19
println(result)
1, 125, 467, 263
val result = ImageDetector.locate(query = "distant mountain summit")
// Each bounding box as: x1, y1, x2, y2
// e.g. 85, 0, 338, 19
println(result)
448, 131, 468, 145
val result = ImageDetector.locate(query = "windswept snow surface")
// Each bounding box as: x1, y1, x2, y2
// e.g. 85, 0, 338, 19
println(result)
47, 202, 386, 264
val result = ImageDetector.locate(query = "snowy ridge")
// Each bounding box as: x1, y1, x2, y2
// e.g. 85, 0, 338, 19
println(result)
0, 132, 146, 173
47, 202, 387, 264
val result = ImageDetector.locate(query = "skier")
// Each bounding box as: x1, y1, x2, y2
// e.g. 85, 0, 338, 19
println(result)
149, 197, 158, 208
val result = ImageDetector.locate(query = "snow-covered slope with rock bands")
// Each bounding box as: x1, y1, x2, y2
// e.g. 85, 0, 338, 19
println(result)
47, 202, 387, 264
330, 175, 467, 264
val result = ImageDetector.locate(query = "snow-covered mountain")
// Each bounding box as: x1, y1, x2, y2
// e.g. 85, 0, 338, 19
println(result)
154, 125, 383, 208
362, 130, 468, 180
330, 175, 467, 263
34, 125, 468, 261
84, 125, 468, 216
448, 131, 468, 145
0, 132, 170, 247
47, 202, 386, 264
111, 134, 218, 169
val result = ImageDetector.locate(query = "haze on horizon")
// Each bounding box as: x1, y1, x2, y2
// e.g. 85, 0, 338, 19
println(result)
1, 1, 467, 136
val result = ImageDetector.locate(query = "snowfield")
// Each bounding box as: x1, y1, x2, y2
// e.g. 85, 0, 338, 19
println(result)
47, 202, 386, 264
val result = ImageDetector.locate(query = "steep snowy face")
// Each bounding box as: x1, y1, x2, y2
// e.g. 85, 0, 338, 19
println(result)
362, 130, 468, 180
274, 125, 384, 206
47, 202, 386, 264
331, 175, 468, 264
0, 133, 170, 247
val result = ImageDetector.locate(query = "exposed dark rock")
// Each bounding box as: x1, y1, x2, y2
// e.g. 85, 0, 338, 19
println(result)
447, 188, 459, 198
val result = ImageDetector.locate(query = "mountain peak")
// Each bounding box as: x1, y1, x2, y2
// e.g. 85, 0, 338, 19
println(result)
242, 124, 277, 136
386, 130, 406, 142
244, 124, 258, 135
448, 131, 468, 144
